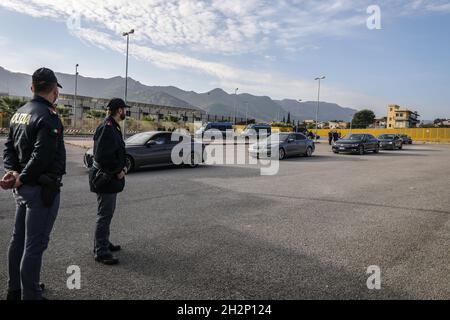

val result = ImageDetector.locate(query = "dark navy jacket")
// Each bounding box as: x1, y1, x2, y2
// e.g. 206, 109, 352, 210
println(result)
89, 116, 126, 194
3, 95, 66, 185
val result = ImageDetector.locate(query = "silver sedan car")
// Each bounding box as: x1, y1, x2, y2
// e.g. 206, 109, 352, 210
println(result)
84, 131, 205, 172
249, 132, 315, 160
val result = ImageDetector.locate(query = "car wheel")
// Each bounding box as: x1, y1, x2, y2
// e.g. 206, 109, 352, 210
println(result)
333, 150, 339, 154
187, 152, 200, 168
305, 147, 313, 157
125, 155, 134, 172
279, 148, 286, 160
358, 146, 365, 155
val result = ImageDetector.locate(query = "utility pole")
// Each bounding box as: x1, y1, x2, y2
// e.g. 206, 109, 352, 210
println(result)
122, 29, 135, 136
74, 64, 79, 128
314, 76, 326, 142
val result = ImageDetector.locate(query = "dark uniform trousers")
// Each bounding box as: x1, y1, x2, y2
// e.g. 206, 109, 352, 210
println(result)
94, 193, 118, 256
8, 185, 60, 300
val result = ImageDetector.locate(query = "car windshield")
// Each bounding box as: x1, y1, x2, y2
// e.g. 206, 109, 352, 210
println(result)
125, 133, 154, 145
379, 134, 395, 139
260, 133, 289, 143
343, 134, 365, 141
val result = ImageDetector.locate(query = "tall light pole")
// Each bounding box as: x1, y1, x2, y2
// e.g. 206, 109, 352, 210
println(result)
122, 29, 135, 136
74, 64, 79, 128
245, 101, 249, 125
234, 88, 239, 124
314, 76, 326, 141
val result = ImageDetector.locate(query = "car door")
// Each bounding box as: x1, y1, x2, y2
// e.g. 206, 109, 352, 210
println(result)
143, 133, 171, 166
295, 133, 308, 155
285, 134, 297, 156
159, 133, 176, 164
363, 134, 372, 150
395, 135, 402, 148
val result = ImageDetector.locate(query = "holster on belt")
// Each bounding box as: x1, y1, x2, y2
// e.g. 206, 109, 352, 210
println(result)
38, 173, 63, 208
91, 161, 113, 190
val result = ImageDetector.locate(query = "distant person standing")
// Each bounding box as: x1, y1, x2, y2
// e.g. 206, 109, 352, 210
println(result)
1, 68, 66, 300
328, 131, 333, 145
333, 131, 340, 143
89, 99, 129, 265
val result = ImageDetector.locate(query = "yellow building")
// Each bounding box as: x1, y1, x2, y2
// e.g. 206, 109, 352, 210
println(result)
387, 105, 420, 129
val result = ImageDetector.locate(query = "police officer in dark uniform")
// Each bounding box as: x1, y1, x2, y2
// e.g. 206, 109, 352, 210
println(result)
89, 98, 129, 265
1, 68, 66, 300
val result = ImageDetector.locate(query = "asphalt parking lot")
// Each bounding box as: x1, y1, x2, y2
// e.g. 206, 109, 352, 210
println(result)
1, 140, 450, 300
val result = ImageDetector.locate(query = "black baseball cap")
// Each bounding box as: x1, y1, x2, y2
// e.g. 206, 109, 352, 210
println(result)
32, 67, 63, 89
106, 98, 131, 111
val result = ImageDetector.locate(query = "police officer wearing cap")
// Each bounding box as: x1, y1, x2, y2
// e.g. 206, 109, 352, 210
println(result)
1, 67, 66, 300
89, 98, 129, 265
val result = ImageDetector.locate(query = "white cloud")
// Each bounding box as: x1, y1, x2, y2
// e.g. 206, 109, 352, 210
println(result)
2, 0, 442, 55
0, 35, 9, 47
0, 0, 446, 114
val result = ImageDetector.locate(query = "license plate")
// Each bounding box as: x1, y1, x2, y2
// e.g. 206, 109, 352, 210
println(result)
340, 147, 345, 150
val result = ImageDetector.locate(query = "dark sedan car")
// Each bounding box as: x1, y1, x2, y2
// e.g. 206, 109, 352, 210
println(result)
399, 134, 413, 145
84, 131, 204, 172
332, 133, 380, 155
249, 132, 315, 160
378, 134, 403, 150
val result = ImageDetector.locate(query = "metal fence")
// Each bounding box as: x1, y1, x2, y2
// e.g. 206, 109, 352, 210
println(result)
315, 128, 450, 143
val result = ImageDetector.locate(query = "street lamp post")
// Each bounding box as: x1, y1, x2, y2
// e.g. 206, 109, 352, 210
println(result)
74, 64, 79, 128
122, 29, 135, 136
234, 88, 239, 124
314, 76, 326, 141
245, 101, 249, 124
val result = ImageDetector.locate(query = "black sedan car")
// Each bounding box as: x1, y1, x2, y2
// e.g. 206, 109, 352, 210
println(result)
399, 134, 413, 145
84, 131, 204, 172
378, 134, 403, 150
332, 133, 380, 155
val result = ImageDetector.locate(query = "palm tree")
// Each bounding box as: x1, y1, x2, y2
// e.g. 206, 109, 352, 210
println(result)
0, 96, 27, 118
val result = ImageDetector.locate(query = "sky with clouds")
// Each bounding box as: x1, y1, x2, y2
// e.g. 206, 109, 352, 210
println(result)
0, 0, 449, 119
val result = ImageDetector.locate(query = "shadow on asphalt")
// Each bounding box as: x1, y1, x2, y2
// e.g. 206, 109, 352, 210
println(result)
402, 148, 442, 152
284, 155, 366, 163
129, 163, 262, 179
115, 224, 410, 299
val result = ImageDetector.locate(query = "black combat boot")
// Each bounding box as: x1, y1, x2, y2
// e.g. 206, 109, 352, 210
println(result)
95, 254, 119, 265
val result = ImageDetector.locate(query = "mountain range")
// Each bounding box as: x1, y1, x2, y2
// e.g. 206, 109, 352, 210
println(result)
0, 66, 357, 122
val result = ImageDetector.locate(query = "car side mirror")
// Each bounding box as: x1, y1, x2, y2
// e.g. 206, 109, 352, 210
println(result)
146, 140, 156, 147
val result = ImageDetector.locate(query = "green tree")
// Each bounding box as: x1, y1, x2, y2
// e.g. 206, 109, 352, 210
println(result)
0, 96, 27, 118
56, 105, 72, 119
86, 109, 106, 119
287, 112, 291, 124
164, 115, 180, 123
351, 109, 376, 128
142, 115, 155, 122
